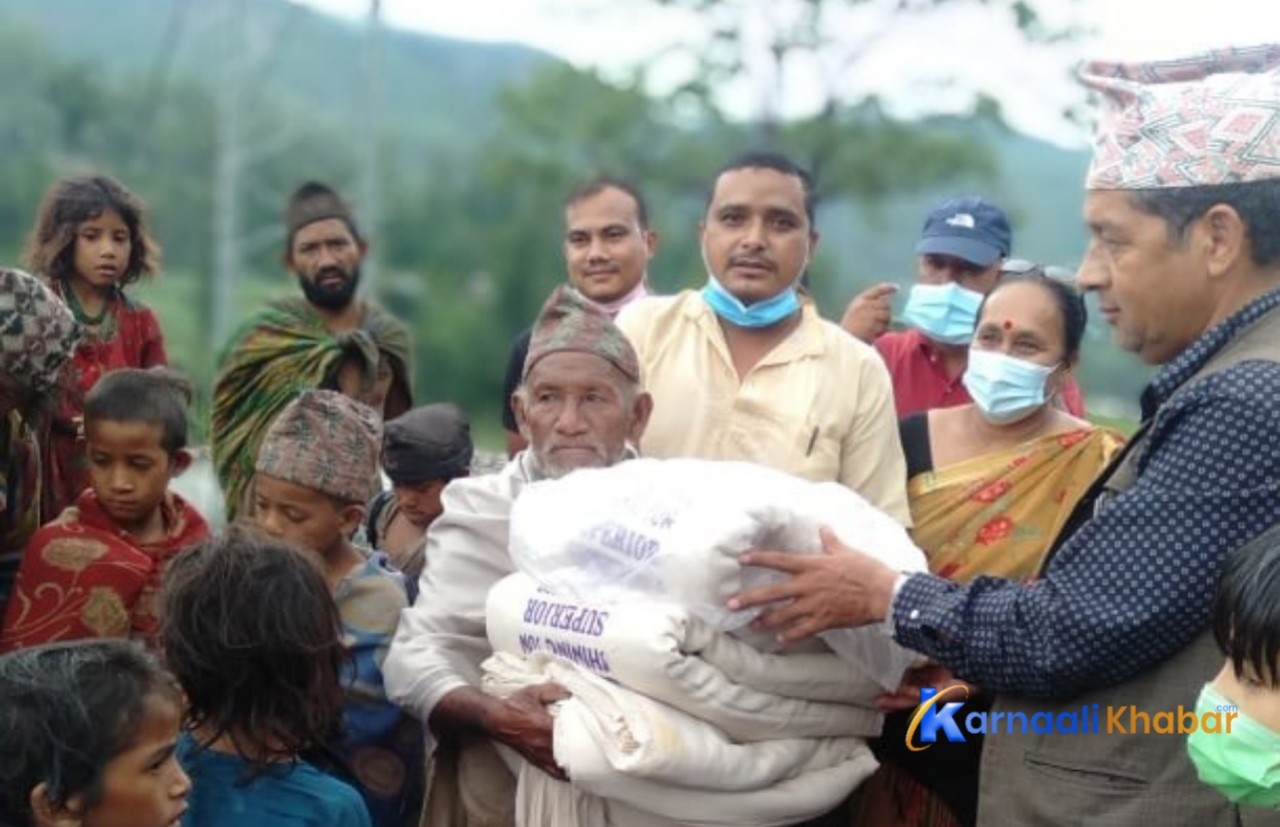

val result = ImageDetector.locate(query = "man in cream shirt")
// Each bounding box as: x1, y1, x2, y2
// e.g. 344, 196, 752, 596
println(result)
616, 151, 910, 525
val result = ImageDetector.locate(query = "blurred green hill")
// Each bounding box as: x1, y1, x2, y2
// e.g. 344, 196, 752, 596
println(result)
0, 0, 1150, 439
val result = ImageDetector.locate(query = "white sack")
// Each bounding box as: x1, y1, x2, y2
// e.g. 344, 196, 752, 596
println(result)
508, 458, 927, 688
483, 652, 877, 827
486, 572, 884, 741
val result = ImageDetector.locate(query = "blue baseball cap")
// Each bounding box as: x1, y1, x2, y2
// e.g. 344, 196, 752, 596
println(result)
914, 196, 1012, 267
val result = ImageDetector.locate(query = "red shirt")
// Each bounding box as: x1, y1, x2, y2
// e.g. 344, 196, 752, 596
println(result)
874, 328, 1086, 418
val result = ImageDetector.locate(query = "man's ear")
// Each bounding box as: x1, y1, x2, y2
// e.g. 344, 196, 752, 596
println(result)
30, 783, 85, 827
512, 389, 531, 441
643, 228, 659, 258
357, 237, 371, 262
1200, 203, 1248, 280
628, 392, 654, 445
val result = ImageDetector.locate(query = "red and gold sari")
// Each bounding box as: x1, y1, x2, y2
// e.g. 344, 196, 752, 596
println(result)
909, 427, 1126, 584
854, 426, 1125, 827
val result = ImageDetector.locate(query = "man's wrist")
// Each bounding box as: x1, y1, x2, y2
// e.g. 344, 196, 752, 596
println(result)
880, 572, 910, 634
431, 686, 502, 740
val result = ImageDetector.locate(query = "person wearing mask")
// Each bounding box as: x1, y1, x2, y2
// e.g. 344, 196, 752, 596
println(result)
730, 43, 1280, 827
617, 151, 909, 525
839, 197, 1085, 417
856, 272, 1124, 827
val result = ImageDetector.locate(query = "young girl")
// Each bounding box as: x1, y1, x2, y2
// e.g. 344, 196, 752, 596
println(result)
24, 175, 167, 520
1188, 522, 1280, 808
160, 530, 371, 827
0, 640, 190, 827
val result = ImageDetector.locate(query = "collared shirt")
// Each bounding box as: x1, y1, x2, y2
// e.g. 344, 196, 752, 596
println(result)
875, 328, 1086, 417
892, 288, 1280, 698
617, 291, 911, 526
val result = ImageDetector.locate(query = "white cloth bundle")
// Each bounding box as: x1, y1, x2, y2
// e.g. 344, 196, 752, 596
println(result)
508, 458, 927, 689
486, 572, 884, 741
483, 652, 879, 827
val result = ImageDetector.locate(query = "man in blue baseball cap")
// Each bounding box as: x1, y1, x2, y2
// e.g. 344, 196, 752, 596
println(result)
841, 195, 1084, 416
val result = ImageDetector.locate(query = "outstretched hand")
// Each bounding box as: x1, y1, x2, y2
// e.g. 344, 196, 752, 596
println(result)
727, 526, 900, 644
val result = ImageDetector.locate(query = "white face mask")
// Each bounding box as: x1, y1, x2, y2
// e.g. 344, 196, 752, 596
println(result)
962, 348, 1058, 424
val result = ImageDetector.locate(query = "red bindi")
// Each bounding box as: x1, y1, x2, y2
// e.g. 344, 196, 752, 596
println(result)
1002, 320, 1013, 330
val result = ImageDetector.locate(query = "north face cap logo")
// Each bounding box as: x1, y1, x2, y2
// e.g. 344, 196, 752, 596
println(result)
944, 213, 976, 229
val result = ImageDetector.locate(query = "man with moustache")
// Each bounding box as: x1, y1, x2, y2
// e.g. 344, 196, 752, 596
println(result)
729, 46, 1280, 826
616, 152, 910, 524
211, 181, 412, 522
500, 177, 658, 456
385, 286, 653, 827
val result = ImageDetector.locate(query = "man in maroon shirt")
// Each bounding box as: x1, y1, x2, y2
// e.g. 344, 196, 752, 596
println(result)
840, 195, 1085, 416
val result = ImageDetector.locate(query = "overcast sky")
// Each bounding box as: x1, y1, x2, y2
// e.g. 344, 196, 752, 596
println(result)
299, 0, 1280, 146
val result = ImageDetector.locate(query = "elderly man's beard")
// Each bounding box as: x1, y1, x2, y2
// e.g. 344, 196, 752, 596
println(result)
298, 264, 361, 310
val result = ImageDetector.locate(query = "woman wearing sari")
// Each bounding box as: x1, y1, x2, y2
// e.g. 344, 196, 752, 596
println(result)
855, 270, 1125, 827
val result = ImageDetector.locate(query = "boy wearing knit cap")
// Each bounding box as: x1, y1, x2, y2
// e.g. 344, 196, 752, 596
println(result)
253, 390, 423, 827
368, 403, 475, 585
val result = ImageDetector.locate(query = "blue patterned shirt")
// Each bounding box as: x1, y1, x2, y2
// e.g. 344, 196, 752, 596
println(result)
893, 288, 1280, 699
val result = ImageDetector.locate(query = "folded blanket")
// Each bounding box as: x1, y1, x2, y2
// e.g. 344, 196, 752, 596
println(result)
486, 573, 884, 742
508, 458, 927, 689
484, 652, 878, 827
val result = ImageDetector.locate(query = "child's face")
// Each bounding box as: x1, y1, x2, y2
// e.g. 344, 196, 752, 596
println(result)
72, 209, 132, 291
252, 473, 363, 559
86, 420, 187, 532
392, 479, 446, 528
38, 695, 190, 827
1212, 659, 1280, 733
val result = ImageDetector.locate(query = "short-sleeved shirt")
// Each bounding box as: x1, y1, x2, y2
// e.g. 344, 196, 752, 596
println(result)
500, 330, 533, 433
178, 735, 372, 827
616, 291, 911, 525
874, 328, 1086, 418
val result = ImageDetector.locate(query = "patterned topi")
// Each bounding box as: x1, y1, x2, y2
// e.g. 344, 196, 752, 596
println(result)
1082, 43, 1280, 189
0, 268, 81, 396
256, 390, 383, 505
522, 285, 641, 383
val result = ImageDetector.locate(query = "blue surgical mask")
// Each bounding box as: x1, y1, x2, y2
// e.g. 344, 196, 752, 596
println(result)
962, 348, 1056, 424
901, 282, 984, 345
700, 241, 806, 329
1188, 683, 1280, 808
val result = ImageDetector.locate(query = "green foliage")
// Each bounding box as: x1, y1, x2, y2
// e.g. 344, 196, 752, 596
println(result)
0, 0, 1150, 439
